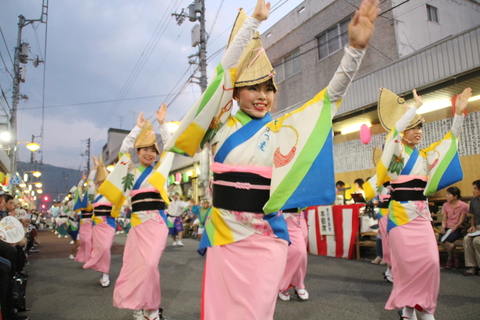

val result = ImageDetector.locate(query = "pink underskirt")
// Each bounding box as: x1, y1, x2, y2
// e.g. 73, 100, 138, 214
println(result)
379, 215, 391, 265
113, 219, 168, 310
279, 215, 308, 291
201, 234, 288, 320
75, 221, 92, 263
211, 162, 272, 179
83, 223, 116, 273
385, 216, 439, 314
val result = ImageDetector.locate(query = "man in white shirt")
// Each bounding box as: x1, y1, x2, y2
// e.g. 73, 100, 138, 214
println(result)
167, 193, 188, 246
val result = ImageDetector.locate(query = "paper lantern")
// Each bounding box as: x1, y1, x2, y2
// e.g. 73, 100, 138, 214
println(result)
359, 124, 371, 144
175, 172, 182, 182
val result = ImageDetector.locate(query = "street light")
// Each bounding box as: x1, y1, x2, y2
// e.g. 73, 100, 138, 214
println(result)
26, 142, 40, 152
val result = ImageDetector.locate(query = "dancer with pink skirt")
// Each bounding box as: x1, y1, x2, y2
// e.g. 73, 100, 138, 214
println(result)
164, 1, 379, 319
365, 87, 472, 320
278, 209, 309, 301
99, 104, 173, 320
83, 156, 116, 288
74, 168, 96, 263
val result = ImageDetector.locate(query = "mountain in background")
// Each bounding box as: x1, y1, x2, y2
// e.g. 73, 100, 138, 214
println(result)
18, 161, 83, 208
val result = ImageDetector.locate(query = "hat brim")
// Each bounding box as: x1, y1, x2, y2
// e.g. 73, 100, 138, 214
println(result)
378, 88, 423, 131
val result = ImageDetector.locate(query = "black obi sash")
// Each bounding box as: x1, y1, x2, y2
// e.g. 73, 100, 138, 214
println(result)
390, 179, 427, 202
212, 172, 270, 213
131, 191, 165, 213
94, 205, 112, 216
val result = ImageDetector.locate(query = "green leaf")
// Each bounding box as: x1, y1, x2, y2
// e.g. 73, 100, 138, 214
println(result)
388, 154, 404, 175
122, 173, 135, 192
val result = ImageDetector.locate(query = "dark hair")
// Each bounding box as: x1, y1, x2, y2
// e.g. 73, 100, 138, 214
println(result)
446, 186, 461, 199
4, 194, 14, 202
473, 180, 480, 190
336, 181, 345, 188
137, 145, 159, 155
354, 178, 365, 189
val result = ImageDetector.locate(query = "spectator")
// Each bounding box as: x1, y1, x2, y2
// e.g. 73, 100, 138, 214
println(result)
183, 198, 199, 238
194, 199, 211, 241
353, 178, 366, 199
167, 193, 188, 246
439, 186, 468, 269
462, 180, 480, 276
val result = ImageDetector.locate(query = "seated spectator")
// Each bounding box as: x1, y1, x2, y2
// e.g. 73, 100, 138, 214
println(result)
439, 186, 468, 269
463, 180, 480, 276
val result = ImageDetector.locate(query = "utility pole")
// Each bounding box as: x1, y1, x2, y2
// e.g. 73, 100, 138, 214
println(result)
86, 138, 91, 172
9, 1, 48, 195
172, 0, 210, 200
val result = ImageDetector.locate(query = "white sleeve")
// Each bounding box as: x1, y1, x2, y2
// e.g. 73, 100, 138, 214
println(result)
450, 114, 464, 138
328, 46, 366, 117
158, 123, 172, 145
120, 126, 142, 154
221, 16, 262, 69
88, 169, 96, 181
395, 105, 419, 133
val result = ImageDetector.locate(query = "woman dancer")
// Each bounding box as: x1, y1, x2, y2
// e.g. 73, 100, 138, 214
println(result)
365, 87, 472, 320
278, 208, 309, 301
83, 156, 116, 288
165, 1, 379, 319
99, 104, 173, 320
74, 168, 96, 263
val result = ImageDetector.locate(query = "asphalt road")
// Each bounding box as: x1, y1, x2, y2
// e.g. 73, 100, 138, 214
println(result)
20, 229, 480, 320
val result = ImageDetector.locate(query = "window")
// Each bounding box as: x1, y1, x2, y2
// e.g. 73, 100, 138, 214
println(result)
427, 5, 438, 23
317, 17, 351, 60
274, 48, 301, 82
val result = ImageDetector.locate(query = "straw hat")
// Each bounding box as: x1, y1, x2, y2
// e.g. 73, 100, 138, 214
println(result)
96, 155, 108, 182
227, 9, 248, 48
378, 88, 423, 131
135, 119, 160, 154
372, 147, 383, 167
228, 9, 277, 91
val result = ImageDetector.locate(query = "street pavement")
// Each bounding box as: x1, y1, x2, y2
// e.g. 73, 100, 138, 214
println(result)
20, 229, 479, 320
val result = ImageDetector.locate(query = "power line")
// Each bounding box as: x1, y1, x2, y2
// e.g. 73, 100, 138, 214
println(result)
90, 0, 184, 140
19, 91, 194, 110
0, 26, 14, 65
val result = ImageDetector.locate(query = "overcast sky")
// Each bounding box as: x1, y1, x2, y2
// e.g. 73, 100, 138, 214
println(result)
0, 0, 304, 170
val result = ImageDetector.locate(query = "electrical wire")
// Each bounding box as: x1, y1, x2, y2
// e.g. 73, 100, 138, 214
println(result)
90, 0, 184, 141
0, 26, 14, 65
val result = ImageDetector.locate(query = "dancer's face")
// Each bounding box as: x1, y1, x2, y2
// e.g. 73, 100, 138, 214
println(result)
137, 145, 157, 167
234, 81, 275, 118
403, 124, 423, 148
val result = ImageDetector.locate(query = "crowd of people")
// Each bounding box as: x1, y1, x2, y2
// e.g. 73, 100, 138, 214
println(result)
0, 191, 47, 320
2, 1, 479, 320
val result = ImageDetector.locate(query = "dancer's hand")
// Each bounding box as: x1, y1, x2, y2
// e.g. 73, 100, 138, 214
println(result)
137, 112, 146, 128
156, 103, 167, 125
413, 89, 423, 109
348, 0, 380, 49
455, 87, 472, 116
252, 0, 271, 21
92, 155, 98, 170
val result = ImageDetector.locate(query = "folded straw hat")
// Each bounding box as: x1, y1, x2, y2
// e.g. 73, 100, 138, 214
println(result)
228, 9, 277, 91
378, 88, 423, 131
96, 155, 109, 183
135, 119, 160, 154
372, 146, 382, 167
